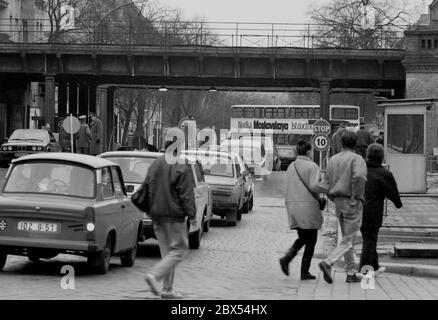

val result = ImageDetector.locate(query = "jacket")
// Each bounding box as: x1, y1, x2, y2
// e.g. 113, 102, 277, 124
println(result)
285, 156, 328, 230
362, 161, 402, 230
145, 155, 196, 223
331, 127, 347, 156
326, 149, 367, 201
90, 118, 103, 155
75, 123, 92, 148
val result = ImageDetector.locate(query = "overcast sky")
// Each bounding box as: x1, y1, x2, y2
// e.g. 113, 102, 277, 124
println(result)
153, 0, 428, 24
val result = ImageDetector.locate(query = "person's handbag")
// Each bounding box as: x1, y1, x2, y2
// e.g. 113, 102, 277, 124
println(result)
293, 163, 326, 211
131, 183, 150, 213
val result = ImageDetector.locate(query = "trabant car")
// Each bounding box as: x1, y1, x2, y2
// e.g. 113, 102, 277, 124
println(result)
99, 151, 212, 249
0, 129, 61, 167
182, 150, 248, 226
0, 153, 143, 274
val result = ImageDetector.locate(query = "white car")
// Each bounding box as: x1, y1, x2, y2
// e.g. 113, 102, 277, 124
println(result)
98, 151, 212, 249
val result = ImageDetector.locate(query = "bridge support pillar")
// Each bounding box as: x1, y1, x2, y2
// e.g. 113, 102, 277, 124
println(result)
97, 86, 114, 152
58, 82, 67, 119
89, 86, 97, 114
79, 84, 88, 117
68, 82, 78, 116
320, 81, 330, 120
44, 76, 55, 130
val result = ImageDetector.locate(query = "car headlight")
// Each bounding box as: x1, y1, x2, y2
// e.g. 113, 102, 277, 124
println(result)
8, 146, 12, 151
37, 146, 42, 151
32, 146, 37, 151
2, 147, 6, 151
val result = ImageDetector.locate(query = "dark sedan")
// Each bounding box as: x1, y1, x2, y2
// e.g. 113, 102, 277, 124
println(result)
0, 129, 61, 167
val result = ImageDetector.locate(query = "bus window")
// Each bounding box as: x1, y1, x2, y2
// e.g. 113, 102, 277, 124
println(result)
331, 108, 345, 119
231, 107, 243, 118
302, 108, 310, 119
265, 108, 276, 118
255, 107, 264, 118
244, 107, 255, 118
346, 108, 359, 119
314, 107, 320, 119
290, 107, 302, 119
277, 108, 287, 119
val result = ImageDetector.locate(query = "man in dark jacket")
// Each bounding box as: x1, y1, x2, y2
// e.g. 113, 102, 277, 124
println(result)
144, 140, 196, 299
359, 143, 402, 275
354, 124, 374, 159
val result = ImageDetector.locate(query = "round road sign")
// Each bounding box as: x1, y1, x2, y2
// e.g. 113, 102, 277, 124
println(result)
312, 119, 331, 136
62, 116, 80, 134
313, 134, 330, 152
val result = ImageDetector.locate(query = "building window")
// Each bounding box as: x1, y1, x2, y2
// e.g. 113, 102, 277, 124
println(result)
421, 39, 426, 49
277, 108, 287, 118
428, 39, 432, 49
244, 107, 255, 118
254, 107, 263, 118
434, 39, 437, 49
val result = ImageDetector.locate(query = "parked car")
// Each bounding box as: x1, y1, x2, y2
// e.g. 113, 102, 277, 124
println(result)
219, 139, 269, 179
98, 151, 212, 249
277, 145, 297, 170
0, 129, 62, 167
183, 150, 249, 226
0, 153, 143, 274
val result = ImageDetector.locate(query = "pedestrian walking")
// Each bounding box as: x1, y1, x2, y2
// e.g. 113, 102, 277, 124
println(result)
143, 140, 196, 299
330, 121, 348, 156
280, 140, 328, 280
89, 112, 103, 155
319, 131, 367, 284
359, 143, 402, 275
75, 115, 92, 155
58, 120, 71, 152
354, 123, 374, 159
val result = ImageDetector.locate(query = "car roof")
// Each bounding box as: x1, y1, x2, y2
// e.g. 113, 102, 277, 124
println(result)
98, 151, 163, 159
12, 153, 117, 169
182, 149, 235, 160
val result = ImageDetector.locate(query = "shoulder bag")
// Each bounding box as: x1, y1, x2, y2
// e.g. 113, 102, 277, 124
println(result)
293, 162, 326, 211
131, 182, 150, 213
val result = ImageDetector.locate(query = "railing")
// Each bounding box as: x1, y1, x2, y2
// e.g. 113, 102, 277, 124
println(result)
0, 18, 409, 50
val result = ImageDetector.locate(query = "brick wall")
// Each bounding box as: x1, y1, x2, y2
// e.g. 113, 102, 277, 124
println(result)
406, 73, 438, 156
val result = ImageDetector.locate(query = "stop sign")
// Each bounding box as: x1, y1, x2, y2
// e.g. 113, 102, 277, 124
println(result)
312, 119, 331, 135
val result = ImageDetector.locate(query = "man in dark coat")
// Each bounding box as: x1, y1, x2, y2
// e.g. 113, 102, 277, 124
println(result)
143, 140, 196, 299
359, 143, 402, 275
355, 124, 374, 159
89, 112, 103, 155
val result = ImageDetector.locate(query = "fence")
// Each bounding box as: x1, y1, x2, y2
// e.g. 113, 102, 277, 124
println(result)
0, 18, 408, 49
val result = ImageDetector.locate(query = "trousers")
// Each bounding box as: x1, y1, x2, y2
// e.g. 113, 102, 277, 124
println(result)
359, 227, 380, 271
283, 228, 318, 273
325, 198, 363, 274
149, 221, 189, 291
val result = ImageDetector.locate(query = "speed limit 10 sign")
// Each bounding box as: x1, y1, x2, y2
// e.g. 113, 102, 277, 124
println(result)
312, 134, 330, 152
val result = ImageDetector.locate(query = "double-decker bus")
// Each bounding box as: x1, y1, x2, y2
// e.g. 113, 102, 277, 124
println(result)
229, 105, 361, 145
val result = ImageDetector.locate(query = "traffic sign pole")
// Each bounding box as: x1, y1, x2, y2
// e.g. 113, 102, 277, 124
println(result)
70, 114, 73, 153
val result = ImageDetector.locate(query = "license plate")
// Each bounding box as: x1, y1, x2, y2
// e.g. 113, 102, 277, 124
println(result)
15, 152, 28, 157
17, 221, 59, 233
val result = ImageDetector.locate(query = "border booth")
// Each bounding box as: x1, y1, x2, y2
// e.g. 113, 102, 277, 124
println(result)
378, 98, 436, 194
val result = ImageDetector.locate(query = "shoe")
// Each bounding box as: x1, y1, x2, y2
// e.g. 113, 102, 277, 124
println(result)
301, 272, 316, 280
346, 273, 362, 283
161, 290, 183, 299
279, 257, 289, 276
145, 274, 160, 296
375, 267, 386, 276
318, 261, 333, 284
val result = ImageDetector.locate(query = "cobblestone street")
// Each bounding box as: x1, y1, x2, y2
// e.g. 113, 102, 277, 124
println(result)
1, 190, 438, 300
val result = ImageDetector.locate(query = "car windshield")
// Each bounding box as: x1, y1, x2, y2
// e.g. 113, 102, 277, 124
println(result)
104, 156, 155, 183
194, 155, 235, 178
219, 143, 264, 165
277, 147, 295, 157
9, 130, 49, 142
3, 162, 95, 198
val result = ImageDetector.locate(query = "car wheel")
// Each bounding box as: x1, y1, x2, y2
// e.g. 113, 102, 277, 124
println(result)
90, 235, 112, 274
120, 244, 137, 267
188, 228, 202, 249
0, 251, 7, 270
242, 198, 250, 214
249, 194, 254, 211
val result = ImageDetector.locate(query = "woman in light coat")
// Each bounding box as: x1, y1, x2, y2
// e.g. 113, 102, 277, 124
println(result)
279, 140, 328, 280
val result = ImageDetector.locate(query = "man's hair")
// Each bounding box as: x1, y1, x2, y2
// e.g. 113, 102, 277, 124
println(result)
341, 131, 357, 149
296, 140, 312, 156
367, 143, 384, 164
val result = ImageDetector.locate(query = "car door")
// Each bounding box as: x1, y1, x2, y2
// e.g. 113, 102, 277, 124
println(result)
93, 167, 121, 251
111, 166, 137, 250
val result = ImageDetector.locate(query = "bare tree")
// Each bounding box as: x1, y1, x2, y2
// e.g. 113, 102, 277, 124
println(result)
308, 0, 411, 49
